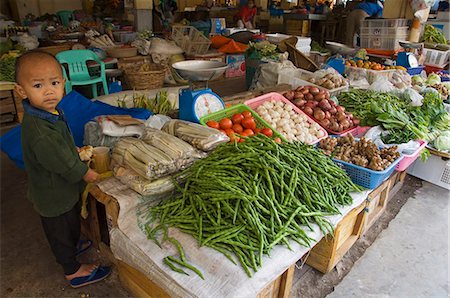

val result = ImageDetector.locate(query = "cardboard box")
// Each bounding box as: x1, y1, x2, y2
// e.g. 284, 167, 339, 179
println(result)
210, 18, 226, 34
225, 54, 246, 78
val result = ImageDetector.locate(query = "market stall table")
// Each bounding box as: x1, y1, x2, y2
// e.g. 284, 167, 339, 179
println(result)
85, 176, 371, 297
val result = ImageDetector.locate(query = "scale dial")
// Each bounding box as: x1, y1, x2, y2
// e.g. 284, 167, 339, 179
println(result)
193, 92, 224, 119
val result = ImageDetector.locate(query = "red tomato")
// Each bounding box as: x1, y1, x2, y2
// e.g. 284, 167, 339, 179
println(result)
238, 138, 245, 143
232, 123, 244, 133
219, 118, 233, 130
219, 129, 226, 134
274, 137, 282, 144
242, 111, 252, 118
231, 113, 244, 124
224, 128, 235, 136
241, 117, 256, 130
261, 128, 273, 137
229, 134, 240, 143
254, 128, 261, 135
206, 120, 220, 129
241, 129, 255, 137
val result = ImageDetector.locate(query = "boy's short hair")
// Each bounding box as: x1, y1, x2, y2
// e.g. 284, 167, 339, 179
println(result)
15, 51, 61, 83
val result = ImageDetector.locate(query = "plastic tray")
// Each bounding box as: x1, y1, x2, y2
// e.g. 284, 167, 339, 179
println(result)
407, 66, 425, 76
345, 66, 397, 84
244, 92, 328, 145
333, 153, 403, 189
199, 104, 286, 141
396, 140, 427, 172
437, 70, 450, 82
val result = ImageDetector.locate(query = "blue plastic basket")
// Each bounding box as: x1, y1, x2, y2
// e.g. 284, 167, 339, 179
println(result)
332, 155, 403, 189
437, 70, 450, 82
407, 66, 425, 76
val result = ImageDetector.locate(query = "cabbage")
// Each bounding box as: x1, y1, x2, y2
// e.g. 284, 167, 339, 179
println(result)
439, 131, 450, 138
425, 73, 441, 86
434, 136, 450, 151
412, 75, 425, 86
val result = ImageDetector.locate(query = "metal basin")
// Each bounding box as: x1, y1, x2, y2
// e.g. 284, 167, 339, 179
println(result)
172, 60, 228, 82
325, 41, 357, 56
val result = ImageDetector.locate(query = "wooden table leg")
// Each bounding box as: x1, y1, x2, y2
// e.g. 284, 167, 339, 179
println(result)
278, 264, 295, 298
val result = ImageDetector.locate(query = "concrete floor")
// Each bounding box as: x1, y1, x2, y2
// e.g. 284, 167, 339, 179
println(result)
1, 121, 448, 297
328, 182, 450, 298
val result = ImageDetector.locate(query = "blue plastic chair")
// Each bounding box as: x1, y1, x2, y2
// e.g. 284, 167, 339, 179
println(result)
56, 10, 75, 27
56, 50, 109, 98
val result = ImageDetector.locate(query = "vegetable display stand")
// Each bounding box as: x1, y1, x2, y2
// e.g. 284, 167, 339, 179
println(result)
199, 104, 286, 141
305, 201, 366, 273
244, 92, 328, 145
396, 140, 427, 172
361, 176, 392, 235
332, 154, 403, 189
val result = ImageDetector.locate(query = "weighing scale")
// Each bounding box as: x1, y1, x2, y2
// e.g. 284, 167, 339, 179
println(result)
172, 60, 228, 123
396, 41, 421, 68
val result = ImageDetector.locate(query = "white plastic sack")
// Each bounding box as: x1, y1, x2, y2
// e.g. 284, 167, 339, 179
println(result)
96, 116, 145, 137
364, 126, 421, 155
251, 59, 296, 90
368, 76, 395, 93
145, 114, 172, 129
403, 88, 423, 107
149, 38, 183, 55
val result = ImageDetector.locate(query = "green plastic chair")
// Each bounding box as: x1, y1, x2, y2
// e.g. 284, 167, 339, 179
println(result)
56, 50, 109, 98
56, 10, 75, 27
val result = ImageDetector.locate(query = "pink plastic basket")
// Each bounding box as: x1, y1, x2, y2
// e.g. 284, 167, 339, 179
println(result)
396, 140, 427, 172
244, 92, 328, 145
349, 126, 371, 138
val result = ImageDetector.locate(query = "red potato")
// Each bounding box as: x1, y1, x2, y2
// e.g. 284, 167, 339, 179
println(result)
318, 99, 332, 110
314, 108, 326, 120
293, 98, 306, 107
284, 91, 295, 101
305, 93, 314, 101
310, 87, 320, 95
303, 106, 313, 115
301, 88, 310, 95
294, 92, 305, 99
314, 93, 326, 101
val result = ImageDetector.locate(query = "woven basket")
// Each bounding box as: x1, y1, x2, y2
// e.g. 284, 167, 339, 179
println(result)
118, 59, 165, 90
286, 43, 318, 72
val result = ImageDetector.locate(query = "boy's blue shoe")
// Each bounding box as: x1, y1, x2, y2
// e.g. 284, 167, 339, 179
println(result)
76, 239, 92, 256
69, 266, 111, 288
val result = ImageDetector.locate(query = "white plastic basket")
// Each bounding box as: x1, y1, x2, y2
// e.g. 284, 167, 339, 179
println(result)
407, 153, 450, 190
171, 25, 211, 55
360, 33, 408, 50
422, 48, 450, 68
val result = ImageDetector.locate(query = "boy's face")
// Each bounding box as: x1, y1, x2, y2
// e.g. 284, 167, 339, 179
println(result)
15, 57, 65, 113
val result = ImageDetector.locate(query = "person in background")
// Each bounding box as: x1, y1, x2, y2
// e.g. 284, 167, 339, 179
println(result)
346, 0, 384, 47
313, 0, 326, 14
235, 0, 257, 29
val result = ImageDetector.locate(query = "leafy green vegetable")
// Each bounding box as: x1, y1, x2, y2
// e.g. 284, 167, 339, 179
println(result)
422, 24, 448, 45
425, 73, 441, 86
434, 135, 450, 151
338, 89, 450, 144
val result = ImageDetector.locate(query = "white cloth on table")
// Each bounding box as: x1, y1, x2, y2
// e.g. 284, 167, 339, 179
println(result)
98, 178, 370, 298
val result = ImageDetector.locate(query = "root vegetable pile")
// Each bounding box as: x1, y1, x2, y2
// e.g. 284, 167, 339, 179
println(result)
318, 134, 401, 171
283, 86, 359, 133
308, 72, 347, 89
144, 135, 362, 277
254, 99, 325, 143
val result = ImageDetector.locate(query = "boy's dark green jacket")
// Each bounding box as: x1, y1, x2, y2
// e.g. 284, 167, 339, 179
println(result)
21, 99, 88, 217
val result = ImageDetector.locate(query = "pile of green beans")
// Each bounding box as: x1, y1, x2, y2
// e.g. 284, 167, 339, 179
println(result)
145, 135, 363, 277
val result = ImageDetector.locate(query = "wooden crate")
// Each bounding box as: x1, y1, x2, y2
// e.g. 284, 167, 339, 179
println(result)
362, 176, 392, 234
305, 200, 366, 273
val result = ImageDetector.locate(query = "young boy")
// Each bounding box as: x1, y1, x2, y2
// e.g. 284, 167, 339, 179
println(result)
14, 51, 111, 288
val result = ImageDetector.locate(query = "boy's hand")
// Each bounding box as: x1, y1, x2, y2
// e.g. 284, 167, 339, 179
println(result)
83, 169, 100, 183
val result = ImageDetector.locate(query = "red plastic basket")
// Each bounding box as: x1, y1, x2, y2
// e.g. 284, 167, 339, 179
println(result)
395, 140, 427, 172
244, 92, 328, 145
